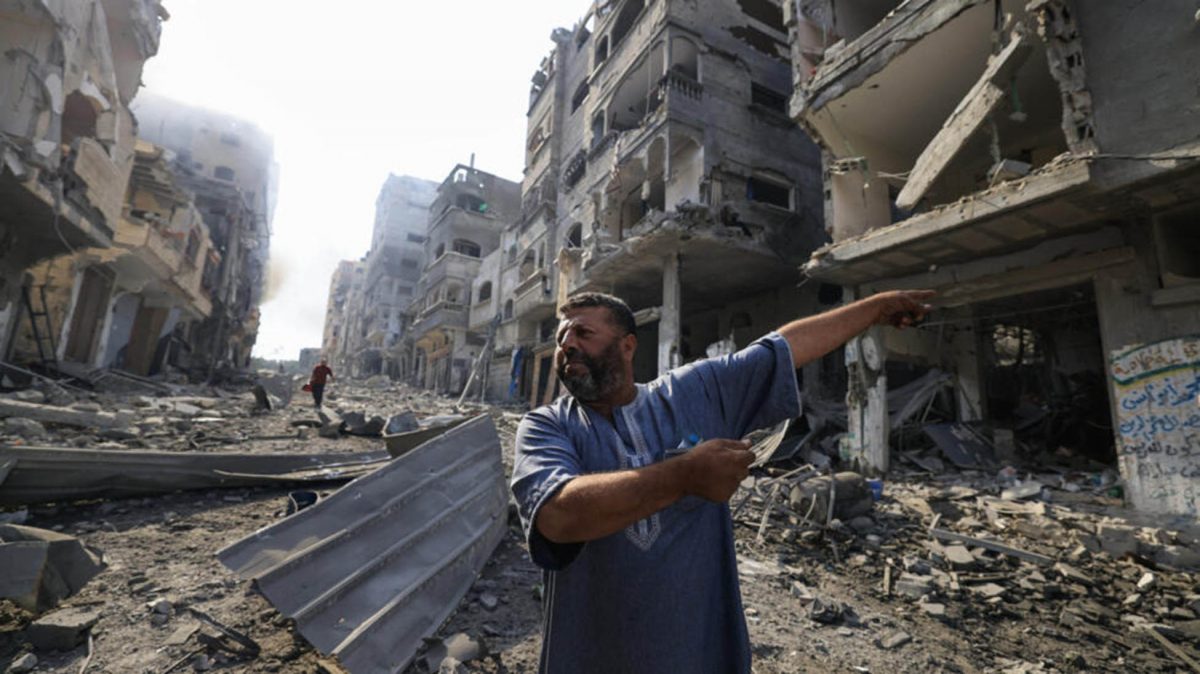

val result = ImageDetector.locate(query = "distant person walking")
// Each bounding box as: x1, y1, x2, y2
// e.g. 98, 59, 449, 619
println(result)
309, 357, 334, 408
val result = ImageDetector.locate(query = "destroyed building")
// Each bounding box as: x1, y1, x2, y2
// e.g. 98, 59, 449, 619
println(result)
322, 259, 363, 372
408, 164, 521, 393
788, 0, 1200, 515
335, 175, 438, 379
131, 92, 277, 379
0, 0, 166, 368
458, 0, 830, 405
12, 140, 214, 378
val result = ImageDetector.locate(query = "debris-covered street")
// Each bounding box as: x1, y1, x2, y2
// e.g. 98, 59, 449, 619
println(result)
3, 377, 1200, 673
3, 0, 1200, 672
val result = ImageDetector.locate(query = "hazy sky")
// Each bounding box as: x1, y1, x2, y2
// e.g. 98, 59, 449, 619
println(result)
141, 1, 586, 360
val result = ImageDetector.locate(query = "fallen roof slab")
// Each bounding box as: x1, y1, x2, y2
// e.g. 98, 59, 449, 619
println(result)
0, 446, 391, 506
217, 415, 507, 674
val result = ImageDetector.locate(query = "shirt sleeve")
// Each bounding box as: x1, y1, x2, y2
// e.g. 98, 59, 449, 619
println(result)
511, 409, 584, 570
668, 331, 802, 440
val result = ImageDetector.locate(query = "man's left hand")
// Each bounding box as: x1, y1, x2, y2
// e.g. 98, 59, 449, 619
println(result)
871, 290, 936, 329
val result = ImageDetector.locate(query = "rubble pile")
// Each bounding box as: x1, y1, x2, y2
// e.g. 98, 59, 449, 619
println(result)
731, 457, 1200, 672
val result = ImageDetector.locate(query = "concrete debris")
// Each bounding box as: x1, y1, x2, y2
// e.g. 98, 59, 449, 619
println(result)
0, 524, 104, 612
421, 632, 486, 672
0, 399, 133, 430
8, 653, 37, 673
878, 630, 912, 650
27, 605, 101, 651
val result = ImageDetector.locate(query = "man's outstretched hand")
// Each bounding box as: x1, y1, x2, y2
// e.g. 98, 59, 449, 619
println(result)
871, 290, 936, 329
679, 439, 754, 503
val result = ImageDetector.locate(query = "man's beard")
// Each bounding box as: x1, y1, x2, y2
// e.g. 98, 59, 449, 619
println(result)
557, 340, 624, 402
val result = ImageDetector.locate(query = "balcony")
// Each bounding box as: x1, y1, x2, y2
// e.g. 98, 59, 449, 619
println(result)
423, 252, 482, 288
411, 301, 468, 338
512, 272, 555, 321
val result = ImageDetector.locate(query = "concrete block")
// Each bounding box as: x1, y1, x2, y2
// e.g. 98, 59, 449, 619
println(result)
1096, 523, 1139, 558
28, 606, 100, 651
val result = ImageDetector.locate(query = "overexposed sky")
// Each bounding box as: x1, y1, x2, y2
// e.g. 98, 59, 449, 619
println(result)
141, 1, 586, 360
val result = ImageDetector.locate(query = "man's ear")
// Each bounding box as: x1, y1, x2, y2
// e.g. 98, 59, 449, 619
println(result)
622, 333, 637, 361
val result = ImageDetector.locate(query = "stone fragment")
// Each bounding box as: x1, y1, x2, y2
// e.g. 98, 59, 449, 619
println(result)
942, 545, 976, 569
3, 417, 47, 439
1096, 523, 1139, 558
191, 653, 213, 671
9, 653, 37, 673
479, 593, 499, 610
879, 630, 912, 649
1137, 572, 1157, 591
1154, 545, 1200, 570
895, 573, 933, 599
10, 389, 46, 403
971, 583, 1007, 598
920, 602, 947, 617
28, 606, 101, 651
1001, 482, 1043, 501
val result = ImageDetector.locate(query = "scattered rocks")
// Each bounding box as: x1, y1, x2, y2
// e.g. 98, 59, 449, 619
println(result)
8, 653, 37, 673
479, 593, 499, 610
3, 417, 47, 439
879, 630, 912, 649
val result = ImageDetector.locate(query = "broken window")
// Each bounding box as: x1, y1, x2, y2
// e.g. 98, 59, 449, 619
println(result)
406, 233, 426, 243
566, 223, 583, 248
61, 92, 99, 146
520, 251, 537, 279
591, 111, 606, 147
571, 81, 590, 113
453, 239, 481, 258
401, 258, 419, 269
504, 299, 514, 320
596, 35, 610, 64
747, 174, 792, 209
185, 231, 200, 263
456, 194, 488, 213
669, 37, 700, 82
610, 0, 645, 50
1154, 207, 1200, 287
214, 166, 236, 181
737, 0, 785, 32
751, 82, 788, 114
478, 282, 493, 303
434, 243, 445, 259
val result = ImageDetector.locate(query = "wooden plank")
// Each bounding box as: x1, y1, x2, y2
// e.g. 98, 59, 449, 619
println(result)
930, 528, 1054, 566
895, 32, 1034, 211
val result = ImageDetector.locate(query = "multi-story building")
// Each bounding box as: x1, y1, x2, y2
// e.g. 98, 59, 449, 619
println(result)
789, 0, 1200, 515
13, 141, 214, 377
0, 0, 165, 364
409, 164, 521, 393
347, 175, 437, 378
131, 92, 277, 379
321, 260, 362, 371
467, 0, 829, 405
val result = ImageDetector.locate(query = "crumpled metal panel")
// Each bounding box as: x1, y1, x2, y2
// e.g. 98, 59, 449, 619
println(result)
0, 446, 390, 506
217, 415, 507, 674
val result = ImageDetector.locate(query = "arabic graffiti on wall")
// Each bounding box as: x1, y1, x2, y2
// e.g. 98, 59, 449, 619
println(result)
1110, 336, 1200, 515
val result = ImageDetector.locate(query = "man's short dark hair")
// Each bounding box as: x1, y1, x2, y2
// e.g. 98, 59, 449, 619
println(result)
559, 292, 637, 336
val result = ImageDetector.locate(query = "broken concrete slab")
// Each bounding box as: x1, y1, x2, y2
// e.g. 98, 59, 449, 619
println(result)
421, 632, 486, 673
788, 472, 874, 522
0, 399, 133, 430
27, 605, 101, 651
0, 524, 104, 613
2, 418, 48, 439
879, 630, 913, 649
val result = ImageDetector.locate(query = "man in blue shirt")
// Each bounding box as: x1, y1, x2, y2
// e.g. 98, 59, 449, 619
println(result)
511, 290, 933, 673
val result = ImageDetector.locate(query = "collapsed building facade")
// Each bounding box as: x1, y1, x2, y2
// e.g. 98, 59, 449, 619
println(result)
130, 92, 277, 379
789, 0, 1200, 515
0, 0, 166, 368
322, 259, 362, 371
332, 175, 437, 379
459, 0, 832, 405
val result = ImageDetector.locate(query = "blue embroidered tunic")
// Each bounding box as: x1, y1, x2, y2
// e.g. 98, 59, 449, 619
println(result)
511, 333, 801, 674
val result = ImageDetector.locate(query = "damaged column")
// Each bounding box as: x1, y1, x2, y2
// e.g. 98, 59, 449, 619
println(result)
658, 253, 681, 376
844, 324, 888, 475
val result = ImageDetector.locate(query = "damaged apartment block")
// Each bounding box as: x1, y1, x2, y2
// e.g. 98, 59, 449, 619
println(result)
462, 0, 830, 406
790, 0, 1200, 515
0, 0, 166, 367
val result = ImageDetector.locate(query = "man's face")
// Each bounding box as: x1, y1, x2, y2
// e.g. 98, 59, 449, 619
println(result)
555, 307, 630, 402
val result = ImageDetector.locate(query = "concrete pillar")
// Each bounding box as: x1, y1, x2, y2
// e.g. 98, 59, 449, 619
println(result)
844, 325, 889, 475
658, 254, 681, 376
951, 312, 985, 422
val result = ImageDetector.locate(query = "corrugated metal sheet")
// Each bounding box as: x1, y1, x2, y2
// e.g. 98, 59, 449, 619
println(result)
217, 415, 507, 674
0, 446, 390, 506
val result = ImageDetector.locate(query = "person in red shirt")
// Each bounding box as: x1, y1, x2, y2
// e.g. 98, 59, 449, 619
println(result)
309, 357, 334, 408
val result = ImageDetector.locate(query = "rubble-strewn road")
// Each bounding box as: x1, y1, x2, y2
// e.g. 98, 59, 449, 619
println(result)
3, 380, 1199, 673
